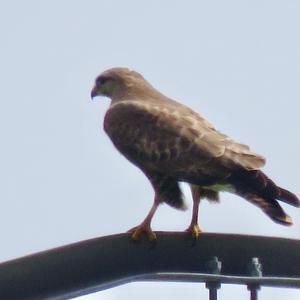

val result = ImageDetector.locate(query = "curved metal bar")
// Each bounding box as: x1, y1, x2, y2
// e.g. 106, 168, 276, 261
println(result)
134, 272, 300, 288
0, 232, 300, 299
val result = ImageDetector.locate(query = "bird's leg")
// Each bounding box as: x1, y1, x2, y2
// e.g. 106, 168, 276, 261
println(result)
128, 196, 159, 241
185, 185, 202, 238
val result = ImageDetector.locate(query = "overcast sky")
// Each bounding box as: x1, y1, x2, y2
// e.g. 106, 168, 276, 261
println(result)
1, 1, 300, 299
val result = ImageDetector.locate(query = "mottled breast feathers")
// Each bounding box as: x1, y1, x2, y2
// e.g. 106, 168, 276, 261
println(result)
104, 99, 266, 183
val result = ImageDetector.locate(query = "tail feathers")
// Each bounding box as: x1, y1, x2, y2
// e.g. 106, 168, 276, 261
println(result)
230, 170, 299, 208
241, 193, 293, 226
254, 171, 299, 207
230, 170, 298, 226
278, 187, 300, 207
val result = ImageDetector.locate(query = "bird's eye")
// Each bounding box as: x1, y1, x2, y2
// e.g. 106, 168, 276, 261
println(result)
96, 77, 109, 86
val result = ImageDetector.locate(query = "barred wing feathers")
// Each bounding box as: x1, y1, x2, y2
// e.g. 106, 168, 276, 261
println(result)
103, 100, 265, 182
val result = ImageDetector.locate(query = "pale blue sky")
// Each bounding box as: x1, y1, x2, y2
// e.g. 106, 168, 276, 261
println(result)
0, 1, 299, 299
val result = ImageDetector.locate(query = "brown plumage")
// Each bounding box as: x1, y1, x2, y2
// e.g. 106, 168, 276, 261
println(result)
91, 67, 299, 239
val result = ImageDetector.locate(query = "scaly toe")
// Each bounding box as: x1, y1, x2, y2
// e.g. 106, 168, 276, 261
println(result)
146, 230, 157, 241
128, 225, 157, 241
185, 223, 202, 238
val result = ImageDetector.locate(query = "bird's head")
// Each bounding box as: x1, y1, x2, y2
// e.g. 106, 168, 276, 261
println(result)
91, 67, 157, 101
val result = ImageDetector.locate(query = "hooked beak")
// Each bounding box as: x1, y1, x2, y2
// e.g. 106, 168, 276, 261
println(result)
91, 86, 99, 100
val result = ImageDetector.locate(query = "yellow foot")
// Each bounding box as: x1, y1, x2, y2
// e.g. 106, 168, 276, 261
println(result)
128, 224, 157, 241
185, 223, 202, 238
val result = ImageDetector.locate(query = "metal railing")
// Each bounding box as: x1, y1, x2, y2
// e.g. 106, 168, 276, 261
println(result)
0, 232, 299, 299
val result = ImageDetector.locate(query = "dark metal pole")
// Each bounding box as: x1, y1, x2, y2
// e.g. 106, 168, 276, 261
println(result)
206, 282, 220, 300
250, 289, 258, 300
247, 257, 262, 300
247, 285, 260, 300
209, 287, 218, 300
0, 232, 299, 299
205, 256, 222, 300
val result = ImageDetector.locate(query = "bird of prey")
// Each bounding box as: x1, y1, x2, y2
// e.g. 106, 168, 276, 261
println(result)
91, 67, 299, 240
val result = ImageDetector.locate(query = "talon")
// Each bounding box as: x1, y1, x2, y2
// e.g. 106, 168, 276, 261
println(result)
185, 223, 202, 238
128, 225, 157, 241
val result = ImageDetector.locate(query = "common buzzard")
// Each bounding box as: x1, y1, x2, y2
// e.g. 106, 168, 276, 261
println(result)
91, 67, 299, 240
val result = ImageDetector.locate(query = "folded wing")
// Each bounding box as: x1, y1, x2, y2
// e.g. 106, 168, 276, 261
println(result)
104, 100, 266, 182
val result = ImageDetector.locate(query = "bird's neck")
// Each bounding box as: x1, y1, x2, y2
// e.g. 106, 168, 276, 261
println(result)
110, 83, 168, 104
